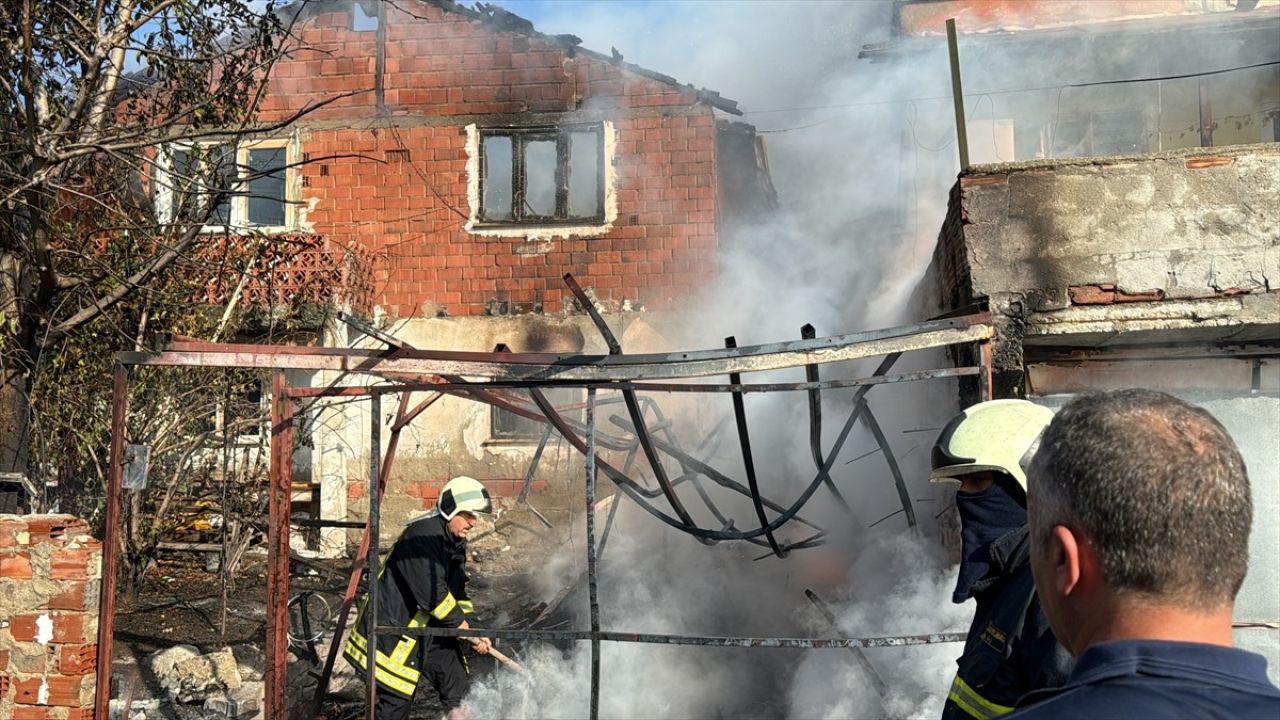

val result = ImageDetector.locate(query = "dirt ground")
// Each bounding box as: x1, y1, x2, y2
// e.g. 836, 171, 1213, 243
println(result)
111, 502, 576, 719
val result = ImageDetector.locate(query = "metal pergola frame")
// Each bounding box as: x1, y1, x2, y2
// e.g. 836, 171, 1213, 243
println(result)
95, 277, 994, 719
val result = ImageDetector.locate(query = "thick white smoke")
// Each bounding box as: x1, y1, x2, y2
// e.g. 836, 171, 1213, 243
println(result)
454, 2, 1280, 717
458, 2, 975, 718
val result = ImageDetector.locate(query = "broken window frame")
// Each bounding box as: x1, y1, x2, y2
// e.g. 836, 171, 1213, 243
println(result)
155, 138, 298, 233
476, 124, 606, 227
490, 387, 584, 442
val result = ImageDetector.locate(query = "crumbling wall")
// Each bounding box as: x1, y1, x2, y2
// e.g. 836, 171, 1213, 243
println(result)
925, 143, 1280, 394
0, 514, 100, 719
945, 144, 1280, 305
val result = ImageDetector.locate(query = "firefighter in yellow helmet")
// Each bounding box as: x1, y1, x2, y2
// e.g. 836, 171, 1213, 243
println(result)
932, 400, 1073, 720
344, 476, 493, 720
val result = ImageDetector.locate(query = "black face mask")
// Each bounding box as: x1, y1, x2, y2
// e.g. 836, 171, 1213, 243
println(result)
953, 483, 1026, 603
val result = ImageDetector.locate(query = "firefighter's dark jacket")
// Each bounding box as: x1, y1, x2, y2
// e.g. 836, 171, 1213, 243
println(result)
343, 511, 475, 697
942, 526, 1073, 720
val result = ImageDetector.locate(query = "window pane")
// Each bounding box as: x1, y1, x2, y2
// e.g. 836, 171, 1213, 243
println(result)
171, 149, 198, 222
208, 144, 235, 226
1051, 119, 1090, 158
482, 136, 513, 221
568, 131, 601, 218
523, 139, 557, 217
172, 146, 232, 225
247, 147, 287, 226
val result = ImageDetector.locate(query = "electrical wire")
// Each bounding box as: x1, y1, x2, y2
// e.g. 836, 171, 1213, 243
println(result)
754, 59, 1280, 134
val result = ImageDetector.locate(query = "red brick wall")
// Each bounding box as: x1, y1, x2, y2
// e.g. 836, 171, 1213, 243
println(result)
258, 2, 720, 317
0, 515, 100, 719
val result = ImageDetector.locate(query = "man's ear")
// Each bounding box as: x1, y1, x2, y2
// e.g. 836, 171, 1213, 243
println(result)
1051, 525, 1083, 597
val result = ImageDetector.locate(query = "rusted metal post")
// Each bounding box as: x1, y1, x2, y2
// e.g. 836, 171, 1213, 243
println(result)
804, 589, 889, 697
585, 387, 601, 720
858, 405, 917, 531
978, 341, 994, 402
563, 273, 700, 533
365, 392, 382, 720
266, 370, 293, 719
946, 18, 970, 171
95, 364, 129, 718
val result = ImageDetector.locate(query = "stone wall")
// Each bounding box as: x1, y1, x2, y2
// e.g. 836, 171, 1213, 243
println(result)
0, 514, 100, 720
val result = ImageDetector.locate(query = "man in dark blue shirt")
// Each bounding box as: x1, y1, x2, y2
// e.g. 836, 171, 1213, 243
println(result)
1012, 389, 1280, 719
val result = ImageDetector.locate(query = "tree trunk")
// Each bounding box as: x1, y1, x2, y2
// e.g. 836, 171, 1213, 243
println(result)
0, 251, 34, 478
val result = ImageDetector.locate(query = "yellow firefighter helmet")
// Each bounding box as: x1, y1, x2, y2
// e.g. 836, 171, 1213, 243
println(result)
439, 476, 493, 520
930, 399, 1054, 491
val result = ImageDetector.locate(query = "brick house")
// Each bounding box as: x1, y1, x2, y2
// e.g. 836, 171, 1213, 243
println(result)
156, 0, 775, 547
163, 0, 768, 319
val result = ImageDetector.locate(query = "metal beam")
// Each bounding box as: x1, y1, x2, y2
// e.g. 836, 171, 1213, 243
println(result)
279, 366, 981, 395
119, 320, 993, 380
380, 624, 967, 649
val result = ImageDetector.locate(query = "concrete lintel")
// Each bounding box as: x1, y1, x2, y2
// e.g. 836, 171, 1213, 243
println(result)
1023, 293, 1280, 346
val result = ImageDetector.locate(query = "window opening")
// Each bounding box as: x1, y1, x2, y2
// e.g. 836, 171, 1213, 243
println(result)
492, 388, 582, 441
172, 144, 234, 226
159, 140, 294, 231
482, 136, 514, 221
523, 138, 558, 217
568, 131, 601, 217
352, 3, 379, 31
479, 125, 605, 226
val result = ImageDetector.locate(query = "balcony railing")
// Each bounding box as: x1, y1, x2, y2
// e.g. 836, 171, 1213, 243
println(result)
200, 234, 373, 315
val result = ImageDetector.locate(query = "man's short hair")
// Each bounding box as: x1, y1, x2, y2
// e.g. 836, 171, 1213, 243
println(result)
1028, 389, 1252, 609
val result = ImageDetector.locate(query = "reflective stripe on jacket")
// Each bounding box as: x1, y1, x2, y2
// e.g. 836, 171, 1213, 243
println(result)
343, 510, 476, 697
942, 527, 1074, 720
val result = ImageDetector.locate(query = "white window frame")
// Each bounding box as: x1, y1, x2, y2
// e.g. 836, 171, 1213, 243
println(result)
464, 121, 617, 239
156, 137, 298, 233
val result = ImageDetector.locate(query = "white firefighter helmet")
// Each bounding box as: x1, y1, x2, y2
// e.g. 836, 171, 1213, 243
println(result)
930, 399, 1054, 491
439, 476, 493, 520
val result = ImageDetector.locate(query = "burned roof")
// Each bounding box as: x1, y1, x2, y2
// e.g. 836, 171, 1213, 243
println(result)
285, 0, 742, 115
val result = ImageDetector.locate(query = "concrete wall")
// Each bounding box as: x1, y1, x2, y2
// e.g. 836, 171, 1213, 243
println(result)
946, 144, 1280, 305
0, 514, 101, 719
925, 143, 1280, 395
